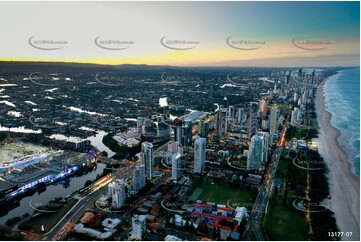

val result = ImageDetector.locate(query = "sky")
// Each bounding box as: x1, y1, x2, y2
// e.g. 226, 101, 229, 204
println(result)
0, 1, 359, 67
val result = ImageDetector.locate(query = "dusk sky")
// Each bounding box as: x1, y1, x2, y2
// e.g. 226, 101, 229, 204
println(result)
0, 1, 359, 67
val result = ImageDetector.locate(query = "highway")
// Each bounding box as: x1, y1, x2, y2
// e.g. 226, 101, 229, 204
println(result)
242, 119, 288, 241
242, 147, 282, 241
43, 143, 172, 241
40, 164, 136, 241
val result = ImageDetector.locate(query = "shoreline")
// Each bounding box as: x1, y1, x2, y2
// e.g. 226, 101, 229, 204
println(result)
315, 75, 360, 241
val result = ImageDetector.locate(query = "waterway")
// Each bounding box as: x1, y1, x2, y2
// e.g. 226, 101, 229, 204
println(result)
87, 130, 116, 157
0, 163, 105, 225
0, 128, 115, 225
48, 130, 115, 157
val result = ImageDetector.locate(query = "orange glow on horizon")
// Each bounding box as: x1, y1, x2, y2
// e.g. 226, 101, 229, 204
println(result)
0, 38, 359, 67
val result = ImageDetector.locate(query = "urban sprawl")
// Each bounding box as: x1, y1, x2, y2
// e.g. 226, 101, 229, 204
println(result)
0, 64, 340, 241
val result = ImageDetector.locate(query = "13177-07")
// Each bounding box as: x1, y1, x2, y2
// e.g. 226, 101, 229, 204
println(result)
328, 232, 353, 237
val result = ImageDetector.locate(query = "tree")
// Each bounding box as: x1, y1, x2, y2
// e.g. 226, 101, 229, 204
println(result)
274, 186, 279, 195
0, 225, 25, 240
5, 217, 22, 227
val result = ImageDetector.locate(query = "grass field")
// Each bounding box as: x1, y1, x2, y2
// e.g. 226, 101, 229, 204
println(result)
188, 188, 203, 202
191, 182, 255, 206
264, 197, 309, 241
275, 154, 307, 189
19, 198, 78, 234
275, 157, 289, 180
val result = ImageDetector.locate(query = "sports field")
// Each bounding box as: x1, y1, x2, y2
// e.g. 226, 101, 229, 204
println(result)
189, 182, 255, 206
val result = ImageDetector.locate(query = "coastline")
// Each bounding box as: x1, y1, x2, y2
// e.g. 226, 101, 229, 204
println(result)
315, 75, 360, 241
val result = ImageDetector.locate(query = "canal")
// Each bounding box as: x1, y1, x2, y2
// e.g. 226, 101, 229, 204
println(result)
0, 128, 115, 225
0, 163, 105, 225
87, 130, 116, 157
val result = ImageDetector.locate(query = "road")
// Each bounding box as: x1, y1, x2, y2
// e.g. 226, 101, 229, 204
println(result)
242, 147, 282, 241
242, 116, 289, 242
40, 164, 136, 240
155, 139, 173, 153
45, 143, 172, 241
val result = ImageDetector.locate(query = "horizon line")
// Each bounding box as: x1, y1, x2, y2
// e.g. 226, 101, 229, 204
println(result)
0, 60, 359, 69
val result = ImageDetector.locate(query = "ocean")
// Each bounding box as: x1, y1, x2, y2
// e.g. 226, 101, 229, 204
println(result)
324, 68, 360, 175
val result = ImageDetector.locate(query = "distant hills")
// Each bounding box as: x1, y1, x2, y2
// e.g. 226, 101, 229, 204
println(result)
0, 60, 356, 73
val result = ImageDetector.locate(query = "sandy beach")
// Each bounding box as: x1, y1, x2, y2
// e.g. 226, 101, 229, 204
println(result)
316, 77, 360, 241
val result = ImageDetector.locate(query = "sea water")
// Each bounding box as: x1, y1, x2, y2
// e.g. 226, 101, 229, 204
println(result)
324, 68, 360, 175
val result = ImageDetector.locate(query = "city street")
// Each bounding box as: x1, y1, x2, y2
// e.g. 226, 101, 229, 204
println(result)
41, 163, 136, 240
242, 124, 285, 241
